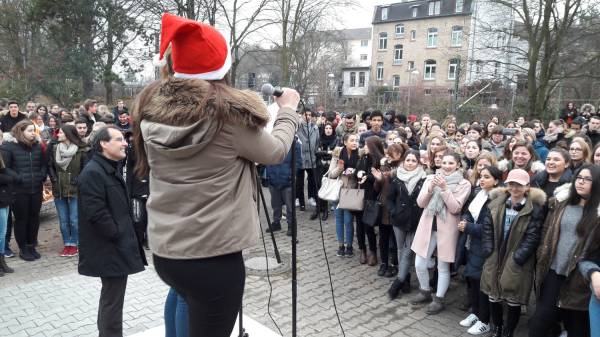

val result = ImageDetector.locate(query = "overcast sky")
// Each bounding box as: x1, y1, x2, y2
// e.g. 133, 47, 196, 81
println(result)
339, 1, 390, 29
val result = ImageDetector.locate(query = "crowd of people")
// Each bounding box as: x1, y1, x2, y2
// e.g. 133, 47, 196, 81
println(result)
1, 90, 600, 337
281, 103, 600, 337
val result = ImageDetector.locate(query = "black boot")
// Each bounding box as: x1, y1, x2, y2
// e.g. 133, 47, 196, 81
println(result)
490, 326, 503, 337
377, 263, 388, 277
387, 278, 404, 300
29, 245, 41, 259
19, 246, 35, 261
321, 210, 328, 221
266, 221, 282, 233
0, 255, 14, 273
309, 212, 318, 220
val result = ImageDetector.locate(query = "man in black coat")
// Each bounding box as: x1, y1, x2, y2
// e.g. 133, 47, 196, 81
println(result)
78, 125, 146, 337
0, 101, 27, 133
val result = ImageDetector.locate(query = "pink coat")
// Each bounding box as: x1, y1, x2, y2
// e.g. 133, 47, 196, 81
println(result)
411, 176, 471, 263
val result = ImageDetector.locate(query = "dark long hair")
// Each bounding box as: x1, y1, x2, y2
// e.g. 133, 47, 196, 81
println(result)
568, 164, 600, 237
60, 124, 85, 147
365, 136, 385, 169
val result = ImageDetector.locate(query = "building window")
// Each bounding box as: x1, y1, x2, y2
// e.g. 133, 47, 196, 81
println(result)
425, 88, 432, 95
361, 39, 368, 47
408, 61, 415, 71
448, 59, 459, 80
359, 72, 366, 87
360, 54, 368, 60
350, 72, 356, 87
247, 72, 256, 88
428, 1, 441, 15
395, 24, 405, 37
451, 26, 463, 46
394, 44, 403, 64
412, 7, 418, 17
455, 0, 464, 12
393, 75, 401, 87
376, 62, 384, 81
424, 59, 436, 80
381, 7, 388, 20
410, 30, 416, 40
378, 32, 388, 50
427, 28, 438, 47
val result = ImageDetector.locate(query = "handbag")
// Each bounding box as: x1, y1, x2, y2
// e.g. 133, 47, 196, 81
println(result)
338, 188, 364, 211
362, 199, 382, 226
318, 173, 342, 202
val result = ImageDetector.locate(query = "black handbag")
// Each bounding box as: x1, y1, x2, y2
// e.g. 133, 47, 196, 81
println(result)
361, 199, 382, 227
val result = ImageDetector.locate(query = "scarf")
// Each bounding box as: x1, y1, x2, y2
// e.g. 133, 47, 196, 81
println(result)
55, 142, 78, 171
339, 146, 358, 169
396, 165, 426, 195
320, 132, 338, 150
468, 189, 489, 222
426, 169, 464, 221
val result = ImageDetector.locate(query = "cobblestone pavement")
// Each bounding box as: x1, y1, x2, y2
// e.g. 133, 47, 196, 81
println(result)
0, 190, 529, 336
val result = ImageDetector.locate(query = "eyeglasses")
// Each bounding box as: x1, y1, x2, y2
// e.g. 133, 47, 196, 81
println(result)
576, 176, 593, 183
569, 148, 582, 152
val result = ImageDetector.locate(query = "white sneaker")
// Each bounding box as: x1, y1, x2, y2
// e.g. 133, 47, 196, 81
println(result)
295, 199, 300, 207
308, 198, 317, 207
467, 320, 490, 335
459, 313, 479, 327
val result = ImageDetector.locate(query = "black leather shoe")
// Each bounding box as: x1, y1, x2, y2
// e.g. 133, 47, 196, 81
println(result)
266, 222, 282, 233
309, 212, 318, 220
321, 211, 328, 221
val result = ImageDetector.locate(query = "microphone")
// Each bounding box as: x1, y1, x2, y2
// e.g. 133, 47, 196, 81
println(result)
261, 83, 284, 97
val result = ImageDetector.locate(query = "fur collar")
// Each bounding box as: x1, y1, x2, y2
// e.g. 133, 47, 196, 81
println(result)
140, 78, 270, 129
553, 183, 572, 202
489, 186, 547, 207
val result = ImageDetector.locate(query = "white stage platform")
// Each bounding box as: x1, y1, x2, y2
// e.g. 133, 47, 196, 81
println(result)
128, 315, 281, 337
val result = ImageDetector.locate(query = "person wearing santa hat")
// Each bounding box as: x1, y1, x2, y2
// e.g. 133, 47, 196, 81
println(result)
131, 13, 300, 337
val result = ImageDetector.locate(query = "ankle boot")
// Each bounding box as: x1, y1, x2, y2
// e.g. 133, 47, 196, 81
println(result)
309, 212, 318, 220
19, 246, 35, 261
410, 289, 432, 305
367, 250, 378, 266
0, 255, 14, 273
426, 295, 445, 315
387, 278, 404, 300
359, 249, 367, 264
28, 245, 41, 259
321, 210, 328, 221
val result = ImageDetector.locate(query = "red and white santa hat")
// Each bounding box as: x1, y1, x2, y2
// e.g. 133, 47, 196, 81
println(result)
159, 13, 231, 80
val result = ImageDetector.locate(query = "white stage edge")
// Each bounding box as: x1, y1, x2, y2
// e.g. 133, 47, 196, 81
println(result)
128, 315, 281, 337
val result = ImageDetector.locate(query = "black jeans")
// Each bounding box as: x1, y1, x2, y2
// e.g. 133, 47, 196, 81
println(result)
355, 213, 377, 251
4, 207, 12, 250
467, 276, 490, 324
98, 276, 128, 337
529, 269, 590, 337
296, 168, 317, 206
12, 192, 42, 249
379, 225, 397, 266
154, 252, 246, 337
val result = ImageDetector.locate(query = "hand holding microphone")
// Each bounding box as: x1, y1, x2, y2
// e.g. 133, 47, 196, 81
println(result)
261, 83, 300, 111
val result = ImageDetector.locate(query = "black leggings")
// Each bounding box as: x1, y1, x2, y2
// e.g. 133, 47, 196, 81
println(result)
355, 213, 376, 251
379, 225, 397, 266
13, 192, 42, 249
154, 252, 246, 337
296, 168, 317, 206
467, 277, 490, 324
529, 270, 590, 337
490, 301, 521, 334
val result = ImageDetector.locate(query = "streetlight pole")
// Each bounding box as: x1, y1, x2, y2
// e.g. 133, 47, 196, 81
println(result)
407, 69, 419, 115
509, 82, 517, 115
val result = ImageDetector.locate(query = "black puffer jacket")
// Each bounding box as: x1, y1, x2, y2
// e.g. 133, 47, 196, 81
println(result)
1, 141, 47, 194
386, 175, 425, 231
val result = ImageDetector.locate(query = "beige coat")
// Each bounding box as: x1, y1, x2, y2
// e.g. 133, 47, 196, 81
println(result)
139, 78, 298, 259
411, 176, 471, 262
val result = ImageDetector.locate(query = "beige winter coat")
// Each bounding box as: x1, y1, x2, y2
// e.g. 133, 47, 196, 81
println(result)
139, 78, 298, 259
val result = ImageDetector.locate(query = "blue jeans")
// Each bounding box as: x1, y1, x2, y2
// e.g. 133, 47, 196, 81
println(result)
164, 288, 189, 337
0, 207, 7, 254
591, 295, 600, 337
334, 203, 353, 246
54, 197, 78, 246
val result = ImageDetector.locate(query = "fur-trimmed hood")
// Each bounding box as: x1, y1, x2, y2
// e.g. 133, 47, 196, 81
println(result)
553, 182, 600, 217
139, 78, 270, 154
489, 186, 547, 207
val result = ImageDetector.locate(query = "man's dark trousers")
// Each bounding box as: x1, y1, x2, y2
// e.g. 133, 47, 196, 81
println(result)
98, 276, 128, 337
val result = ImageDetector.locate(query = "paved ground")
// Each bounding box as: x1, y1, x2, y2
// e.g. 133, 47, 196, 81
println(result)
0, 189, 529, 337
